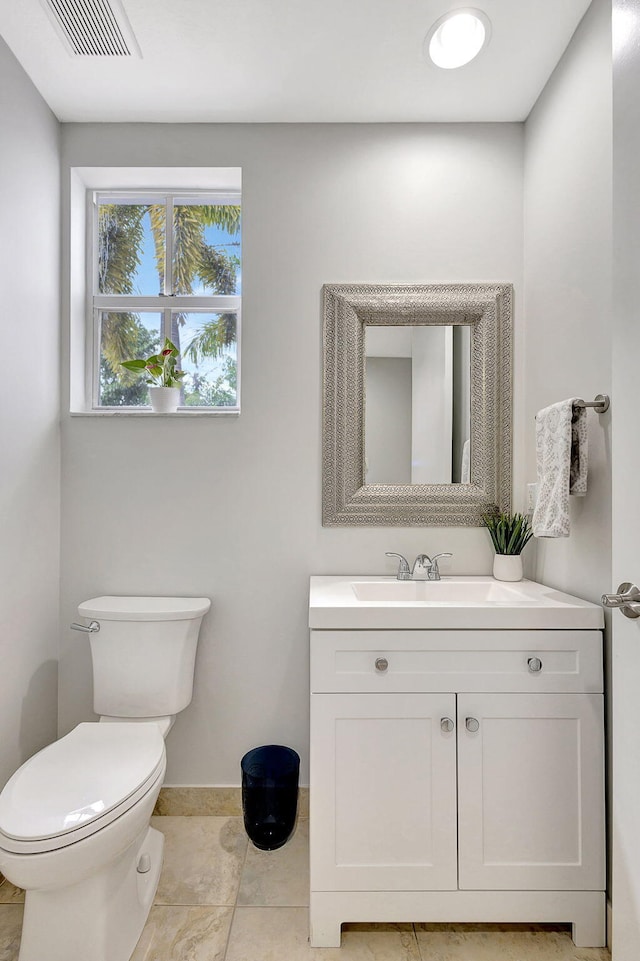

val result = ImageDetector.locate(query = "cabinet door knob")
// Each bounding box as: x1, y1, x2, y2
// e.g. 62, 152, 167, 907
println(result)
527, 657, 543, 673
441, 717, 454, 733
374, 657, 389, 672
465, 717, 480, 733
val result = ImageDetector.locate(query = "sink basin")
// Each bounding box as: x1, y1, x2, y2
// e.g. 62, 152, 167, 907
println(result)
351, 579, 531, 604
309, 576, 604, 630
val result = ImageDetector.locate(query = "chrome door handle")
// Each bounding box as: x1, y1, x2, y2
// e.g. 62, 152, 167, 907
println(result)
441, 717, 454, 733
527, 657, 543, 673
70, 620, 100, 633
465, 717, 480, 733
374, 657, 389, 672
602, 582, 640, 619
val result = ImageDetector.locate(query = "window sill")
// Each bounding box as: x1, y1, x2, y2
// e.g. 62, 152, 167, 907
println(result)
70, 409, 240, 418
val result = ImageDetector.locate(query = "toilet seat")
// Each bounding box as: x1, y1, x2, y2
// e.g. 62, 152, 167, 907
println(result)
0, 722, 165, 855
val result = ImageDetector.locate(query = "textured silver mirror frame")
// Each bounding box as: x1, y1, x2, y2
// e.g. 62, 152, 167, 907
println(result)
322, 283, 512, 527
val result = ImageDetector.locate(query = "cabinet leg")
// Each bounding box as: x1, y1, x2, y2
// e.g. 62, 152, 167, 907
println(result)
309, 911, 342, 947
572, 907, 606, 947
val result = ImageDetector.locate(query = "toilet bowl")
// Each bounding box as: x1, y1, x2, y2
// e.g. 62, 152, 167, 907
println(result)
0, 723, 166, 961
0, 595, 210, 961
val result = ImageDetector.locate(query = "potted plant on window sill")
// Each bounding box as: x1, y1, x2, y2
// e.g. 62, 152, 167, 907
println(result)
121, 338, 186, 413
482, 512, 533, 582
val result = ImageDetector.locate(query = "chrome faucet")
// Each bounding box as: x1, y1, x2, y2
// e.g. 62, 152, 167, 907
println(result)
411, 554, 434, 580
414, 553, 453, 581
386, 552, 453, 581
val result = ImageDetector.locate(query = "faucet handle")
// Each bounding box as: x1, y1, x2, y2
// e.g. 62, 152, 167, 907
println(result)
385, 552, 411, 581
430, 552, 453, 576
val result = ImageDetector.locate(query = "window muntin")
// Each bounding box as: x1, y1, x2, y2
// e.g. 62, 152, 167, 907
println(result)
92, 191, 241, 411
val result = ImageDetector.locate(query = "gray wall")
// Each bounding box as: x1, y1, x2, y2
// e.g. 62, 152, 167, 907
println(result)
59, 122, 525, 785
523, 0, 612, 891
0, 38, 60, 788
365, 357, 412, 486
524, 0, 612, 600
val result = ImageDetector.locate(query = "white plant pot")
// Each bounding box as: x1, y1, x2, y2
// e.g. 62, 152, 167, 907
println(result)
149, 387, 180, 413
493, 553, 523, 582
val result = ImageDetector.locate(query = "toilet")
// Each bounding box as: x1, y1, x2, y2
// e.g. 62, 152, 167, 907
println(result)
0, 595, 210, 961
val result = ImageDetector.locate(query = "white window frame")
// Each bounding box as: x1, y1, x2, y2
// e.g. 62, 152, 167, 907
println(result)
88, 189, 241, 412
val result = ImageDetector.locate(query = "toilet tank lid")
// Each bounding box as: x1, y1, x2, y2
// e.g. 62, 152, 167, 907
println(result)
78, 596, 211, 621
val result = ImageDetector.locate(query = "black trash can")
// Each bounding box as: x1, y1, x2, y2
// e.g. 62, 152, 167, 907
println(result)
241, 745, 300, 851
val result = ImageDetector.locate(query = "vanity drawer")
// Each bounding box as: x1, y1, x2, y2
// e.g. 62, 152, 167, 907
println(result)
310, 630, 603, 694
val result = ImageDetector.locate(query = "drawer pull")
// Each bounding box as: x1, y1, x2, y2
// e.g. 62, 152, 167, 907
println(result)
374, 657, 389, 672
441, 717, 454, 733
527, 657, 543, 673
465, 717, 480, 733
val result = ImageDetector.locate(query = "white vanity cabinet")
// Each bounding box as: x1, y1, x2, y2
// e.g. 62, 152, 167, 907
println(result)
309, 626, 606, 948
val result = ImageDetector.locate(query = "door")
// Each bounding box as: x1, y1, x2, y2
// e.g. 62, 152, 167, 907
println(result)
457, 693, 605, 891
310, 692, 457, 891
613, 4, 640, 955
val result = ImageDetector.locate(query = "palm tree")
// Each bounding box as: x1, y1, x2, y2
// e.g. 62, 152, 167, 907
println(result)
98, 200, 240, 403
166, 203, 240, 362
98, 204, 150, 377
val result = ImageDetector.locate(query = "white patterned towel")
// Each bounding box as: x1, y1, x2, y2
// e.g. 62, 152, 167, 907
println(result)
532, 399, 588, 538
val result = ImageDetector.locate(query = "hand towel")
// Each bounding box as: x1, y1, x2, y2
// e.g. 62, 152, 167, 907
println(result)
532, 399, 588, 538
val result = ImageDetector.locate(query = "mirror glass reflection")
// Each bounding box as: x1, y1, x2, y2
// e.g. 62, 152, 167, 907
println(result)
364, 324, 471, 486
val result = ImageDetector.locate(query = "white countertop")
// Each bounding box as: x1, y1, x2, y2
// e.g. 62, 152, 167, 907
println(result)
309, 576, 604, 630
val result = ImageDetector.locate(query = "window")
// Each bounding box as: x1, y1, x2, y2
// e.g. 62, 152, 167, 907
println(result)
90, 191, 241, 410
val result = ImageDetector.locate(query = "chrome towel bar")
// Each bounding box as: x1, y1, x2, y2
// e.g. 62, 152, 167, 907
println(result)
573, 394, 610, 414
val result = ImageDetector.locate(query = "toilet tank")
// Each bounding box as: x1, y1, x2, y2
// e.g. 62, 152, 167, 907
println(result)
78, 596, 211, 718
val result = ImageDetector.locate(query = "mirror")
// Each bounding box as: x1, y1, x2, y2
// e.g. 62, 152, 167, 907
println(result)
322, 283, 512, 526
364, 325, 471, 486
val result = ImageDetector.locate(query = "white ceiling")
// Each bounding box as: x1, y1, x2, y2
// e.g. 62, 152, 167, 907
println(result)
0, 0, 593, 123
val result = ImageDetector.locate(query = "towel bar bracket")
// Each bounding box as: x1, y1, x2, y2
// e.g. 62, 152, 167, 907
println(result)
574, 393, 610, 414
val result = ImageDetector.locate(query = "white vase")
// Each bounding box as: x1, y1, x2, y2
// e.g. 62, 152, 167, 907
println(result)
493, 553, 523, 582
149, 387, 180, 413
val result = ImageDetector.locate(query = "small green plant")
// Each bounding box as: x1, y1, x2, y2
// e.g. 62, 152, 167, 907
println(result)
483, 512, 533, 555
121, 337, 187, 388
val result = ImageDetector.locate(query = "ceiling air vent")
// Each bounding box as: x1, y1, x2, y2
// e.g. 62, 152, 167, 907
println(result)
41, 0, 142, 57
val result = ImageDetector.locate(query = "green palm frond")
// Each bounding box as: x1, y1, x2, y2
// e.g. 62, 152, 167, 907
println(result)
98, 204, 145, 294
149, 203, 166, 292
198, 244, 238, 294
197, 205, 241, 234
101, 311, 147, 379
173, 205, 205, 295
183, 314, 237, 365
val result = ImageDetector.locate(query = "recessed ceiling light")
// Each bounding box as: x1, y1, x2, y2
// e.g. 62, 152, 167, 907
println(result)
425, 8, 491, 70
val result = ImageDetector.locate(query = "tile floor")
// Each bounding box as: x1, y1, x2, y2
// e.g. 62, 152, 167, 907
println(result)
0, 816, 612, 961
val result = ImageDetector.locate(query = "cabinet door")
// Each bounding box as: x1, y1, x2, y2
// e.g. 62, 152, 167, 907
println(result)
310, 693, 457, 891
457, 693, 605, 891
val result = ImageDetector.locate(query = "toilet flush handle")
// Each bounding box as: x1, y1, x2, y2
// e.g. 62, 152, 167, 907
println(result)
70, 620, 100, 633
